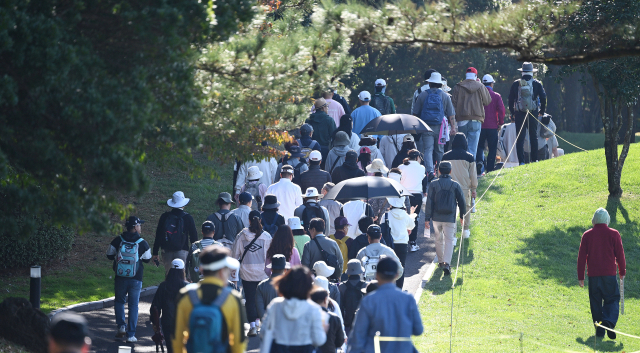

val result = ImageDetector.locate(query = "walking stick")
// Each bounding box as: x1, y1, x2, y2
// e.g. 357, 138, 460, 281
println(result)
620, 277, 625, 315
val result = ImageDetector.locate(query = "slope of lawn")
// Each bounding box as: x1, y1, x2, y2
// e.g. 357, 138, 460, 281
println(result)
556, 132, 605, 154
0, 156, 234, 313
415, 143, 640, 353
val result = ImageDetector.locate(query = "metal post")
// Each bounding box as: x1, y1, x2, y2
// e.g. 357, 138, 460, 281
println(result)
30, 266, 41, 309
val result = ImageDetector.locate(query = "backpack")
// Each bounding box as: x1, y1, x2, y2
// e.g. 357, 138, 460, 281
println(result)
516, 79, 538, 112
420, 89, 444, 125
330, 235, 349, 271
116, 236, 144, 278
361, 253, 380, 282
379, 213, 394, 249
370, 94, 392, 115
341, 281, 365, 327
244, 181, 262, 211
163, 213, 185, 251
313, 238, 341, 282
297, 139, 318, 160
186, 285, 231, 353
293, 161, 306, 182
435, 181, 456, 215
188, 241, 204, 283
214, 212, 231, 241
262, 214, 279, 236
300, 204, 325, 231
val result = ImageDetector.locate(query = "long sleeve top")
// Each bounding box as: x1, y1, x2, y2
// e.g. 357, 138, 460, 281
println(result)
153, 209, 198, 255
261, 297, 327, 347
577, 224, 626, 280
508, 78, 547, 115
481, 86, 506, 129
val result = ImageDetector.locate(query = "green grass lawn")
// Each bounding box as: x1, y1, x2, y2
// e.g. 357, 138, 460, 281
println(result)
556, 132, 606, 154
415, 144, 640, 353
0, 156, 234, 314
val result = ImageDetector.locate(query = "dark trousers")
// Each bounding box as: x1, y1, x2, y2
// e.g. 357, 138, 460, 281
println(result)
270, 343, 315, 353
514, 110, 538, 164
162, 325, 174, 353
320, 146, 329, 170
395, 244, 408, 289
588, 276, 620, 336
477, 129, 499, 172
409, 194, 423, 244
242, 280, 260, 322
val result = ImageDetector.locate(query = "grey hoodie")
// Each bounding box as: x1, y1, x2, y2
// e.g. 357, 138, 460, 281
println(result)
325, 145, 351, 174
355, 243, 404, 277
261, 297, 327, 347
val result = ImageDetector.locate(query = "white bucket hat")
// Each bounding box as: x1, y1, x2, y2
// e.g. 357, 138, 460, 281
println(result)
387, 197, 405, 209
304, 187, 320, 198
366, 159, 389, 175
426, 72, 443, 84
314, 276, 329, 291
247, 166, 263, 181
288, 217, 303, 230
167, 191, 190, 208
313, 261, 335, 278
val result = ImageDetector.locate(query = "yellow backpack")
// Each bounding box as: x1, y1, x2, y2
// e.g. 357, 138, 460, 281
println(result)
329, 234, 349, 273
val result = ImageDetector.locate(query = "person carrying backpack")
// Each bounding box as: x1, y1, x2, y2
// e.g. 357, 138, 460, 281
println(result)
356, 225, 403, 282
150, 259, 189, 353
274, 144, 309, 185
443, 133, 478, 240
338, 260, 366, 335
106, 216, 152, 343
508, 62, 548, 165
173, 245, 246, 353
369, 79, 396, 116
260, 194, 287, 236
424, 161, 466, 276
329, 217, 351, 272
411, 72, 457, 178
298, 150, 332, 195
153, 191, 198, 273
206, 192, 245, 248
297, 123, 322, 161
237, 166, 267, 212
310, 287, 345, 353
186, 221, 221, 283
294, 187, 330, 232
301, 218, 344, 280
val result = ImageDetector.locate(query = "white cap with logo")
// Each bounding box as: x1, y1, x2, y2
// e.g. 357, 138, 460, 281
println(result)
309, 150, 322, 161
482, 74, 495, 83
358, 91, 371, 102
374, 78, 386, 87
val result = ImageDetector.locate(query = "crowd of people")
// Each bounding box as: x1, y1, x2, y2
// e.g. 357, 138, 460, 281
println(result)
94, 63, 598, 353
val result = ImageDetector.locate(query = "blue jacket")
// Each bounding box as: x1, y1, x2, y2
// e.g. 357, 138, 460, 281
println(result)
346, 283, 423, 353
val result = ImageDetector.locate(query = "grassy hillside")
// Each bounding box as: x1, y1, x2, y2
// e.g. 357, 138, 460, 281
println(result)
415, 144, 640, 352
557, 132, 605, 154
0, 157, 234, 313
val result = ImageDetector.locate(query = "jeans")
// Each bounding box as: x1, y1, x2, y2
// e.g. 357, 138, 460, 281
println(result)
270, 343, 315, 353
514, 110, 539, 164
457, 120, 482, 160
243, 280, 260, 322
114, 277, 143, 338
162, 249, 188, 274
394, 244, 408, 290
409, 194, 423, 243
433, 221, 456, 264
477, 129, 499, 172
588, 276, 620, 336
417, 124, 443, 174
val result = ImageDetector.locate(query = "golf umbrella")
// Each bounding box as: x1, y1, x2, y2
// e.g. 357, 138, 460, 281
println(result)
323, 176, 412, 201
360, 114, 432, 136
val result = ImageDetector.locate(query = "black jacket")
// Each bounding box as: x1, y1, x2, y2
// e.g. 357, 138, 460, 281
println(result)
424, 175, 466, 223
107, 231, 152, 281
333, 93, 352, 115
150, 280, 188, 333
298, 164, 332, 193
443, 133, 475, 163
391, 148, 427, 170
318, 307, 345, 353
331, 162, 365, 185
508, 77, 547, 115
154, 208, 198, 255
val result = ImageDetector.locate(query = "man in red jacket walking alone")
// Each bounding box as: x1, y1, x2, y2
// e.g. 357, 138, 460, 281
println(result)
577, 208, 626, 339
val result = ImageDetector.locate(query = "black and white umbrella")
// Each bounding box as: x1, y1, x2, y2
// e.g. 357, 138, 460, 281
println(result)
360, 114, 432, 136
322, 176, 411, 201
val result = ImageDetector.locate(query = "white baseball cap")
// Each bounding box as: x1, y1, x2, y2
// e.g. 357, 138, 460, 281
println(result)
314, 276, 329, 291
171, 258, 185, 270
309, 150, 322, 161
482, 74, 495, 83
374, 78, 386, 87
313, 261, 335, 277
304, 187, 320, 198
358, 91, 371, 101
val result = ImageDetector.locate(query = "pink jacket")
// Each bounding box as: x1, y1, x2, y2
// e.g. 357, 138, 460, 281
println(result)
481, 87, 506, 129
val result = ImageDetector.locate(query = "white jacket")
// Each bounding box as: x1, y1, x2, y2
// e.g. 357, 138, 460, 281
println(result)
235, 158, 278, 194
266, 178, 303, 220
261, 297, 327, 347
379, 134, 407, 169
342, 200, 368, 239
231, 229, 272, 282
398, 161, 426, 194
380, 205, 416, 244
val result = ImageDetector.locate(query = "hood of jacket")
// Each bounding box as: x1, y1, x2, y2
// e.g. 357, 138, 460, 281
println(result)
458, 79, 485, 93
389, 208, 407, 220
283, 298, 312, 320
239, 228, 262, 242
308, 111, 331, 123
120, 231, 142, 242
452, 133, 468, 150
331, 145, 350, 158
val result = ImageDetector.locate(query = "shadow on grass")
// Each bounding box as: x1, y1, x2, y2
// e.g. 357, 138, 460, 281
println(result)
575, 336, 624, 352
425, 238, 473, 295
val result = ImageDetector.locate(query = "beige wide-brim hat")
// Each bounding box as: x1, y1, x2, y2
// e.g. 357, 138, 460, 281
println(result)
366, 159, 389, 175
247, 166, 263, 180
167, 191, 190, 208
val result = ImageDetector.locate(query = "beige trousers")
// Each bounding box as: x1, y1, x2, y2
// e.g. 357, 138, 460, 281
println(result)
462, 188, 471, 230
162, 250, 188, 274
433, 221, 456, 264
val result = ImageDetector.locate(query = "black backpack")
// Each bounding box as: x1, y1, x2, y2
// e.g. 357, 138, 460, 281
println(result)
379, 212, 394, 249
435, 181, 456, 215
341, 281, 366, 327
163, 213, 185, 251
301, 204, 324, 231
370, 94, 392, 115
313, 238, 341, 282
262, 214, 279, 236
214, 212, 231, 241
293, 161, 306, 182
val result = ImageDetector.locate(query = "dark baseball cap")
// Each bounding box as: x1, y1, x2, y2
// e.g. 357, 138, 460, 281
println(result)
50, 312, 89, 345
334, 216, 351, 229
239, 192, 253, 204
125, 216, 145, 228
202, 220, 215, 234
300, 123, 314, 134
377, 257, 399, 277
366, 224, 382, 238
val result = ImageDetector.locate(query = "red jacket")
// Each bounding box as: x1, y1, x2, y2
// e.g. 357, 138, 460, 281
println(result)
481, 86, 505, 130
577, 224, 626, 280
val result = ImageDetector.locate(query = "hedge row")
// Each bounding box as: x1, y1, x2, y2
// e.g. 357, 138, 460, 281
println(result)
0, 223, 74, 269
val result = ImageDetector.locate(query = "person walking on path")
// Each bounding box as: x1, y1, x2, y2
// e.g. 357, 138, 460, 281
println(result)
508, 62, 547, 165
260, 266, 327, 352
49, 312, 91, 353
348, 217, 375, 261
236, 166, 268, 210
577, 208, 626, 339
329, 216, 352, 271
106, 216, 152, 343
451, 67, 492, 161
310, 288, 346, 353
346, 258, 423, 353
295, 187, 331, 232
256, 255, 290, 320
298, 150, 332, 194
274, 145, 309, 184
232, 192, 253, 228
410, 69, 436, 115
356, 224, 404, 279
288, 217, 310, 257
325, 132, 352, 175
398, 149, 427, 252
331, 114, 361, 152
298, 123, 322, 159
319, 183, 343, 235
477, 74, 505, 173
332, 88, 352, 116
411, 72, 456, 177
264, 224, 301, 276
424, 162, 466, 275
379, 197, 416, 289
358, 136, 385, 168
302, 218, 345, 279
186, 221, 220, 282
173, 246, 246, 353
443, 133, 478, 239
153, 191, 198, 273
150, 259, 188, 353
369, 79, 396, 116
332, 150, 366, 185
231, 210, 272, 336
267, 165, 304, 220
339, 260, 367, 335
379, 134, 408, 169
206, 192, 245, 247
351, 91, 381, 138
307, 98, 338, 161
311, 90, 346, 127
260, 195, 287, 236
234, 158, 278, 200
314, 274, 342, 309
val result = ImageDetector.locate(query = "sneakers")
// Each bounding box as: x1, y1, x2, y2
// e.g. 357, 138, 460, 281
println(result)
248, 327, 258, 337
126, 336, 138, 343
463, 230, 470, 239
443, 264, 451, 276
410, 242, 420, 252
115, 325, 126, 338
603, 322, 616, 339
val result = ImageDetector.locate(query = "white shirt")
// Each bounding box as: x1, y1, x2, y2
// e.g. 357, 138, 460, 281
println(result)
341, 200, 368, 239
398, 161, 426, 194
266, 178, 303, 220
235, 158, 278, 194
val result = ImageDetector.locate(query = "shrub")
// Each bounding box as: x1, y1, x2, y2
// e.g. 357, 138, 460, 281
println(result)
0, 223, 74, 269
